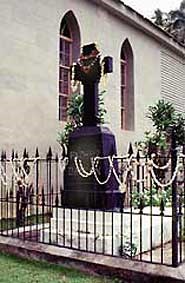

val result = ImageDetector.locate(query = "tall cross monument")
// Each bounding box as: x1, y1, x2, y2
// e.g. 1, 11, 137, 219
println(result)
63, 43, 120, 210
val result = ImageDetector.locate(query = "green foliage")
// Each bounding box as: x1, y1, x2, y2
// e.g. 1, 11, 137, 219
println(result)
66, 92, 84, 127
119, 241, 137, 258
136, 99, 185, 153
57, 91, 107, 145
174, 113, 185, 145
153, 9, 164, 26
0, 214, 50, 231
57, 121, 76, 146
97, 90, 107, 124
147, 100, 175, 132
152, 0, 185, 44
137, 131, 168, 152
0, 252, 115, 283
132, 186, 172, 209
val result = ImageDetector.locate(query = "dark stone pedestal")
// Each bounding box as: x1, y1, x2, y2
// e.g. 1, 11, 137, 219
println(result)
63, 126, 121, 210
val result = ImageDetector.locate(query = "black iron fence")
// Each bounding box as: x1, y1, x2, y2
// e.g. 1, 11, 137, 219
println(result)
0, 146, 184, 267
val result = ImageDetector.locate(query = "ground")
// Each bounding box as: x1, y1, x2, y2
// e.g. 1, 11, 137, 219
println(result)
0, 252, 119, 283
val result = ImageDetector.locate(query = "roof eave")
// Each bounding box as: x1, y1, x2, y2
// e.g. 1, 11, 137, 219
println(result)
90, 0, 185, 57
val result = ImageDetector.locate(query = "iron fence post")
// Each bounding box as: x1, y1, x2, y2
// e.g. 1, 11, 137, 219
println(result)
35, 148, 39, 241
171, 129, 178, 267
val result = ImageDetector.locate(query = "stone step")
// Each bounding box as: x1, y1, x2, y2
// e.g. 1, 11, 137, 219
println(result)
41, 216, 172, 256
46, 210, 172, 254
44, 207, 173, 256
52, 207, 172, 221
50, 217, 130, 235
40, 229, 126, 256
52, 208, 125, 223
50, 214, 172, 240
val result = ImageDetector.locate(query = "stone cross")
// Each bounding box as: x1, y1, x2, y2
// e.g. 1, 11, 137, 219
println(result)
73, 43, 113, 126
63, 44, 120, 210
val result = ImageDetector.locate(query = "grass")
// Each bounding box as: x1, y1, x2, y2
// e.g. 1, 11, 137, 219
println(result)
0, 252, 120, 283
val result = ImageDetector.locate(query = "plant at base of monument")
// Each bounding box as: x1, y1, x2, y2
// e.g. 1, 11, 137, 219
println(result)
97, 90, 107, 124
57, 91, 107, 146
136, 130, 167, 154
147, 100, 185, 145
119, 238, 137, 258
132, 185, 172, 209
57, 122, 75, 146
135, 99, 185, 154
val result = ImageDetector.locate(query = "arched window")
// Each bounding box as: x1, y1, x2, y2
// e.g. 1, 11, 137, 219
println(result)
120, 39, 134, 130
59, 11, 80, 121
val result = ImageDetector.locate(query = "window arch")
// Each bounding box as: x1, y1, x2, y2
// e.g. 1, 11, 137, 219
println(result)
120, 39, 134, 130
59, 11, 80, 121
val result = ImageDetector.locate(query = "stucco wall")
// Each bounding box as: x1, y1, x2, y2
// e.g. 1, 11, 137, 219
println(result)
0, 0, 184, 155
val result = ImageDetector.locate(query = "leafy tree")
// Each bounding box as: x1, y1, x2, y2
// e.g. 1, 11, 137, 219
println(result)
180, 0, 185, 11
147, 99, 175, 132
152, 0, 185, 44
152, 9, 164, 26
136, 99, 185, 154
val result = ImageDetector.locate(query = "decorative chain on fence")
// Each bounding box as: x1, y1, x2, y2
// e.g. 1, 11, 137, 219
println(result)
0, 145, 184, 267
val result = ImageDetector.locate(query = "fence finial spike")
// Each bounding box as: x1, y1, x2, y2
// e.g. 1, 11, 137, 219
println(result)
148, 141, 153, 157
128, 143, 134, 157
1, 150, 4, 161
47, 147, 52, 159
23, 148, 27, 158
11, 149, 15, 160
136, 150, 140, 162
6, 191, 8, 201
55, 194, 59, 207
35, 147, 39, 158
41, 186, 45, 204
61, 144, 68, 159
9, 188, 13, 198
183, 144, 185, 154
15, 151, 18, 159
1, 150, 4, 160
55, 153, 58, 161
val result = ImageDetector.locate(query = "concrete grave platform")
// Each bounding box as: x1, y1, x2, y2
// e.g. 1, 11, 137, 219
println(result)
41, 207, 172, 256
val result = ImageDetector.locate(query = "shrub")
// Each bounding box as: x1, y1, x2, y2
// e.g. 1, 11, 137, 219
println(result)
132, 185, 172, 209
136, 99, 185, 153
57, 91, 107, 145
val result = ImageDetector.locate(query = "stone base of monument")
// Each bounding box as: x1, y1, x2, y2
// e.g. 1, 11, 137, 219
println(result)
40, 207, 172, 256
63, 126, 121, 210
